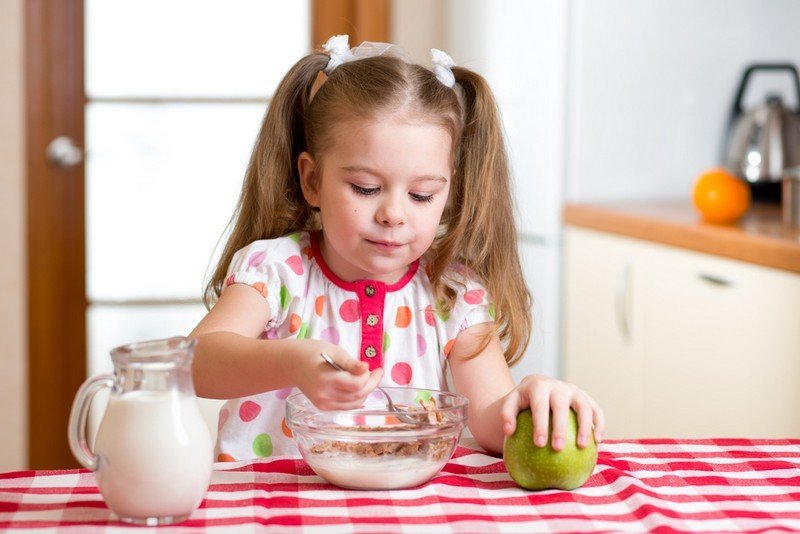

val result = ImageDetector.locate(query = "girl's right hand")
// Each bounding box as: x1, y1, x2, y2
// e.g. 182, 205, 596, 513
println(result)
284, 340, 383, 410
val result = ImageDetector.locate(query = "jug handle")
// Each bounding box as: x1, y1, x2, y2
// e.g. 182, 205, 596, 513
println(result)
67, 374, 114, 471
730, 63, 800, 118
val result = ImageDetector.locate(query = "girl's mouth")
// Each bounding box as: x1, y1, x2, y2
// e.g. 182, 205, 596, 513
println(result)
367, 240, 403, 249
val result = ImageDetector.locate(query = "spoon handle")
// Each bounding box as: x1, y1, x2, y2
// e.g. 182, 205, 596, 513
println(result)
319, 352, 346, 372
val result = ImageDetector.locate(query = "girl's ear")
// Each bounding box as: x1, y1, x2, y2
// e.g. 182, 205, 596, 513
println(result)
298, 151, 320, 208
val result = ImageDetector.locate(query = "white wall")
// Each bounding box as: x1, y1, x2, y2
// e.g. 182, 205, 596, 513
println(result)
390, 0, 446, 66
566, 0, 800, 201
0, 0, 28, 471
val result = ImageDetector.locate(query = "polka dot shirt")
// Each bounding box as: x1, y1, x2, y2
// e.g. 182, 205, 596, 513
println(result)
214, 231, 494, 461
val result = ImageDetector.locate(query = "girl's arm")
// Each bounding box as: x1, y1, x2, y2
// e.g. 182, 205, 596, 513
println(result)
189, 284, 383, 407
449, 322, 604, 456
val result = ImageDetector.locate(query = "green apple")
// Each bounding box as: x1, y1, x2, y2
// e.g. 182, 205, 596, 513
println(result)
503, 408, 597, 490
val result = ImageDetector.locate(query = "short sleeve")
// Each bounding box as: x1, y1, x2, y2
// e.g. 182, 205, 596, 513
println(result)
223, 232, 311, 328
441, 265, 495, 352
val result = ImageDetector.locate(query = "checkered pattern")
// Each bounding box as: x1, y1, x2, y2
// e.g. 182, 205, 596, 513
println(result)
1, 439, 799, 532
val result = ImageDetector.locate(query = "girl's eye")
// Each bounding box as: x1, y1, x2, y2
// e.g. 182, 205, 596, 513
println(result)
410, 193, 434, 203
351, 184, 379, 196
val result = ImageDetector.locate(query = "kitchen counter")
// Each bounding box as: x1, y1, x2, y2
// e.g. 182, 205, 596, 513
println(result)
1, 438, 799, 532
563, 200, 800, 273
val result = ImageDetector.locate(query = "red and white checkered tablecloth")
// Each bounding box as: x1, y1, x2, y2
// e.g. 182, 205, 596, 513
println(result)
1, 438, 799, 533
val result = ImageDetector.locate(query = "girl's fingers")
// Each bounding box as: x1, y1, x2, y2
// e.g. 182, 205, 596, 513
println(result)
572, 396, 595, 448
593, 402, 605, 443
328, 352, 368, 375
314, 398, 364, 411
366, 367, 384, 389
549, 391, 570, 451
530, 386, 552, 448
315, 387, 367, 409
324, 352, 371, 393
499, 390, 521, 436
353, 368, 384, 398
346, 358, 369, 375
330, 373, 366, 393
330, 367, 383, 400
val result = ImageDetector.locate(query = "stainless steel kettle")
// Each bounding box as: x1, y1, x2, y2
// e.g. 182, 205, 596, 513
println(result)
723, 64, 800, 203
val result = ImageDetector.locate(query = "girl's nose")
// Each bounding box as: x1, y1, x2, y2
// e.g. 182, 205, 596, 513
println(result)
376, 197, 406, 226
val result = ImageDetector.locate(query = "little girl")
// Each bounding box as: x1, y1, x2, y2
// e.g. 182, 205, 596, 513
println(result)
189, 35, 604, 461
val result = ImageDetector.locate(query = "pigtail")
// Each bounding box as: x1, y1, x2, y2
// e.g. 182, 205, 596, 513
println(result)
203, 53, 329, 309
436, 67, 532, 366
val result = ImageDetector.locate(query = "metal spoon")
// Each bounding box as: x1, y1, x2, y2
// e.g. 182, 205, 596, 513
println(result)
319, 352, 422, 425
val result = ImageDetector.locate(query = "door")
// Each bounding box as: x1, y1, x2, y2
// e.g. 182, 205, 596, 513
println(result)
26, 0, 389, 469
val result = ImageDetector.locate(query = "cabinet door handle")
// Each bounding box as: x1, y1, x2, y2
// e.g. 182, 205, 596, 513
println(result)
698, 273, 734, 287
615, 262, 632, 342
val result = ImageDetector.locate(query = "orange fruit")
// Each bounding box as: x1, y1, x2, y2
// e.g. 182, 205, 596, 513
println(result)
691, 167, 751, 224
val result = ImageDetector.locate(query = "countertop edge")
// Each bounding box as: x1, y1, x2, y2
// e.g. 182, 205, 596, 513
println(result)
563, 203, 800, 274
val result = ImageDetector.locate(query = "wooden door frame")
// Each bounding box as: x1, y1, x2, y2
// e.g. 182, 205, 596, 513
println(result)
23, 0, 390, 470
312, 0, 390, 49
25, 0, 86, 469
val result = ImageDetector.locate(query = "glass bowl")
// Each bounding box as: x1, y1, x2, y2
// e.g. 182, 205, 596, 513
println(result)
286, 387, 468, 490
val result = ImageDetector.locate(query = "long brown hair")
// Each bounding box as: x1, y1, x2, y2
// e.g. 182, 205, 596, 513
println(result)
204, 48, 532, 366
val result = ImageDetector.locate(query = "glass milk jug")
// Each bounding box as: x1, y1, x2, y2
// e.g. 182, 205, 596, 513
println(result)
68, 336, 213, 526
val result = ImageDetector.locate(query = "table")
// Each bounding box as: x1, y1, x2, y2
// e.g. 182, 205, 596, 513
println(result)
1, 439, 799, 532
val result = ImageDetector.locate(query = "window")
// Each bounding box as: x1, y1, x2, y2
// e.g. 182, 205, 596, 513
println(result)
84, 0, 310, 374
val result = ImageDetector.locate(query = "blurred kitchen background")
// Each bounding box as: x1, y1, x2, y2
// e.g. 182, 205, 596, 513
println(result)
2, 0, 800, 470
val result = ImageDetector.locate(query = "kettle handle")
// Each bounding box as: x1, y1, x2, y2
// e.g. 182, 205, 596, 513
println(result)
730, 63, 800, 118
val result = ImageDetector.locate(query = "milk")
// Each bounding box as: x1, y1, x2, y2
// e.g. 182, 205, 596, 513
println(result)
93, 391, 213, 521
309, 455, 444, 489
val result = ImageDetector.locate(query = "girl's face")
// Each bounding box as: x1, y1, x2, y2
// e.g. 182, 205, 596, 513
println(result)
298, 113, 453, 283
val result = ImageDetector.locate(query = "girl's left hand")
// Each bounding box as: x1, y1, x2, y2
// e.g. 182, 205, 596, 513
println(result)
500, 374, 604, 451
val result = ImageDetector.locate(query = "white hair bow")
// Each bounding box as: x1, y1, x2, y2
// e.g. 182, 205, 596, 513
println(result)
430, 48, 456, 88
323, 35, 354, 73
323, 34, 401, 73
322, 35, 458, 90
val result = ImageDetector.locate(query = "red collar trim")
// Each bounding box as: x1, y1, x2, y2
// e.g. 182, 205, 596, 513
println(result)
309, 231, 419, 292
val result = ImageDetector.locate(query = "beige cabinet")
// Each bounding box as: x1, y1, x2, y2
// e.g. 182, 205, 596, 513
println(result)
562, 228, 646, 437
563, 227, 800, 438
